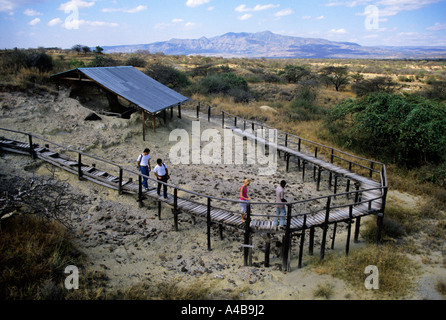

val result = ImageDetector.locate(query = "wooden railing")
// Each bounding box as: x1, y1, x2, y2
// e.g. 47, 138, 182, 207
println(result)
1, 114, 388, 271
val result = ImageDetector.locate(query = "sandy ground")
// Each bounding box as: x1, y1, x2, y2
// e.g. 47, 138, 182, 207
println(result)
0, 90, 444, 300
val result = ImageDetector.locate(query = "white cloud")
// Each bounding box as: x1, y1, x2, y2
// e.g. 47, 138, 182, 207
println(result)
328, 0, 443, 17
330, 28, 347, 34
29, 17, 40, 26
235, 4, 280, 12
58, 1, 95, 11
302, 15, 312, 20
172, 18, 184, 23
24, 9, 42, 16
238, 13, 252, 20
63, 19, 119, 29
274, 9, 293, 17
427, 22, 446, 31
48, 18, 63, 26
186, 0, 211, 8
315, 15, 325, 20
102, 5, 147, 13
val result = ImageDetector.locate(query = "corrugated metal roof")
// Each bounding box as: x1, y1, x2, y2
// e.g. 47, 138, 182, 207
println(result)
52, 66, 189, 114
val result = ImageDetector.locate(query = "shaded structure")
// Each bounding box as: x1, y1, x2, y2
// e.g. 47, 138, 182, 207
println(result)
51, 66, 189, 139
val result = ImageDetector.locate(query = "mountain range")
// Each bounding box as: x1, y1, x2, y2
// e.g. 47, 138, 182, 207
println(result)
102, 31, 446, 59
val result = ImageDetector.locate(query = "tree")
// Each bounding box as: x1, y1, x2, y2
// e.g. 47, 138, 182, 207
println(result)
0, 173, 86, 228
280, 65, 311, 84
352, 76, 400, 97
71, 44, 82, 54
94, 46, 104, 54
325, 93, 446, 167
320, 66, 350, 91
144, 63, 190, 90
81, 46, 91, 54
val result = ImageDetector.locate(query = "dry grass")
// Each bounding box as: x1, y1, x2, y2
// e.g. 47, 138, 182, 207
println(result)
312, 244, 418, 299
0, 214, 84, 299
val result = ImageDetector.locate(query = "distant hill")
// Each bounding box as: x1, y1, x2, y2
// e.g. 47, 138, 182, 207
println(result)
102, 30, 446, 59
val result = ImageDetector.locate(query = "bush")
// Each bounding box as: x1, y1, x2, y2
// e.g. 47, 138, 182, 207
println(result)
288, 86, 326, 121
145, 63, 190, 90
352, 76, 400, 97
197, 72, 252, 102
125, 56, 146, 68
326, 93, 446, 167
87, 54, 118, 67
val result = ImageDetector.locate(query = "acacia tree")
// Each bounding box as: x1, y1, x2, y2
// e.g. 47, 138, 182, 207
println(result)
320, 66, 350, 91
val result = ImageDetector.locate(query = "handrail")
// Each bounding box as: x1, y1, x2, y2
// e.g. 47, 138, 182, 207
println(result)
0, 123, 387, 221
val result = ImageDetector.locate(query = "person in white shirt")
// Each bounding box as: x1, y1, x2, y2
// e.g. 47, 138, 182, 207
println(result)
153, 158, 169, 198
136, 148, 151, 190
274, 180, 287, 227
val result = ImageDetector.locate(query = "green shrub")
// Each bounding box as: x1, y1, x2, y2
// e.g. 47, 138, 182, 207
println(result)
326, 93, 446, 167
145, 63, 190, 90
197, 72, 252, 102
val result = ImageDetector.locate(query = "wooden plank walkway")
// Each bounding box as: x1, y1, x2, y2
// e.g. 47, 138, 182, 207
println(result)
1, 133, 383, 234
1, 122, 387, 270
229, 126, 384, 223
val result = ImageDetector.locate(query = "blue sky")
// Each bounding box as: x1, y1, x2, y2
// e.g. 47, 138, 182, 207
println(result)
1, 0, 445, 49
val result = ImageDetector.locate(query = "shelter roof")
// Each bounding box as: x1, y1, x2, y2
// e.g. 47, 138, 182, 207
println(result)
51, 66, 189, 114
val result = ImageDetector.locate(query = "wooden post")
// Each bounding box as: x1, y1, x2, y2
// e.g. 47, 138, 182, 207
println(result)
317, 167, 322, 191
207, 197, 211, 251
309, 226, 314, 255
219, 224, 224, 240
158, 200, 162, 220
173, 188, 179, 231
376, 187, 388, 244
77, 153, 82, 180
302, 161, 306, 182
178, 104, 182, 119
243, 203, 251, 266
285, 134, 288, 147
286, 153, 290, 172
28, 135, 35, 160
138, 174, 143, 207
264, 233, 271, 268
234, 116, 237, 128
298, 215, 307, 268
142, 110, 146, 141
354, 217, 361, 243
320, 197, 331, 260
197, 102, 200, 119
282, 204, 292, 272
331, 222, 337, 249
153, 113, 156, 132
222, 111, 225, 128
346, 205, 353, 256
208, 106, 211, 122
118, 168, 123, 195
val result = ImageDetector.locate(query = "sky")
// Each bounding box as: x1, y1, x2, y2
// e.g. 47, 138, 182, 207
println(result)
0, 0, 445, 49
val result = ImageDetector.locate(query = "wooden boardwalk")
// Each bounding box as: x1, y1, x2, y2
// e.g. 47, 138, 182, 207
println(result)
1, 119, 388, 270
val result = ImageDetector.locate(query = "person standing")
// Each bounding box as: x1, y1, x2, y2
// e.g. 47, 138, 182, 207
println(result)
239, 179, 251, 223
274, 180, 287, 228
153, 158, 169, 199
137, 148, 151, 190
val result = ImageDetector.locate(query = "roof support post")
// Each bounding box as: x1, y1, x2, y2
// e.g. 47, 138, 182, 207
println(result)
153, 113, 156, 132
142, 110, 146, 141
